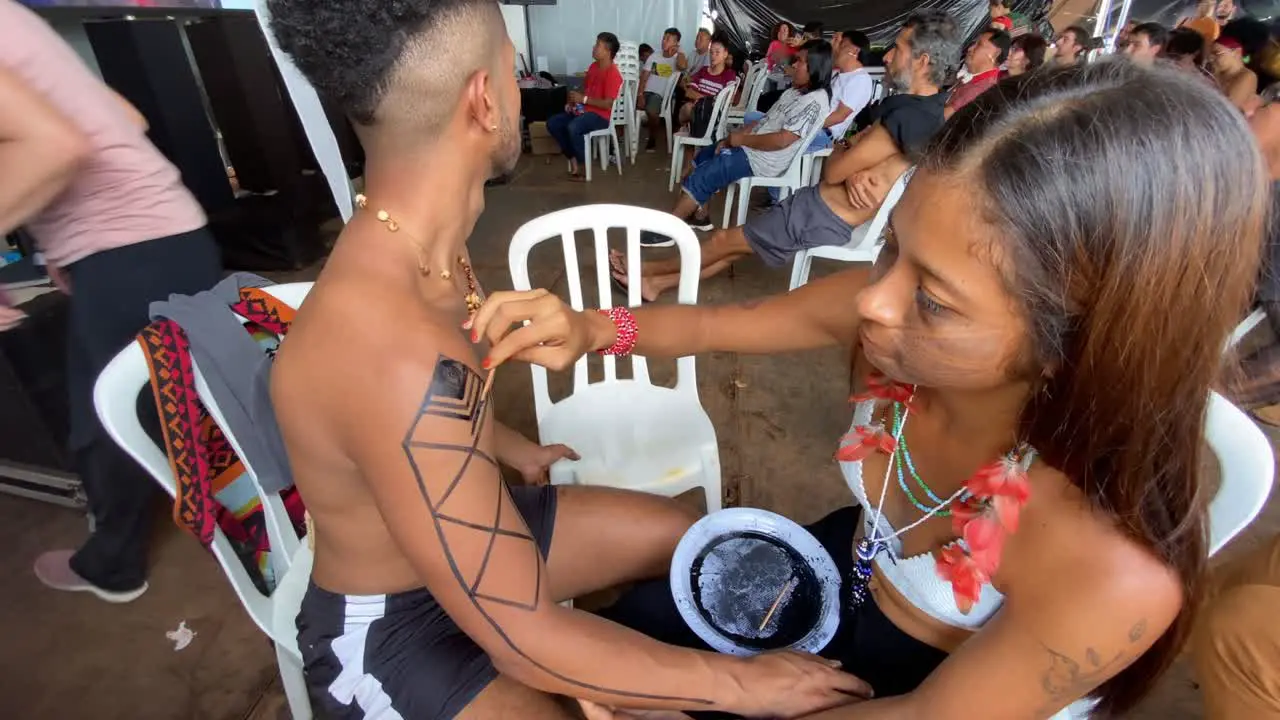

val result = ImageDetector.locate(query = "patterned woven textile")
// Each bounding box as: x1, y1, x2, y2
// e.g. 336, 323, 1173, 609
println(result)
138, 287, 304, 590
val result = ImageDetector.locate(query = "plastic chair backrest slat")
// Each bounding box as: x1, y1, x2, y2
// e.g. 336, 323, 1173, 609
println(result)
689, 81, 738, 144
1205, 391, 1275, 555
712, 81, 740, 139
851, 168, 911, 252
509, 205, 701, 421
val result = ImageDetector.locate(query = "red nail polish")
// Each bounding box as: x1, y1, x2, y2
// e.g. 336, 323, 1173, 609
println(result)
482, 357, 492, 369
471, 331, 478, 342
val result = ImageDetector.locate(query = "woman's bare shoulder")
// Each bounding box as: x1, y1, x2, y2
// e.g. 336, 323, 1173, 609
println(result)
1000, 464, 1184, 617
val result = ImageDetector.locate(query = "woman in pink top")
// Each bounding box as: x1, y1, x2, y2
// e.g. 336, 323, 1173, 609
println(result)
766, 22, 799, 70
1, 1, 222, 603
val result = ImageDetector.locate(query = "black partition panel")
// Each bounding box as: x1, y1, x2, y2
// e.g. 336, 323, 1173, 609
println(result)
184, 14, 301, 195
84, 17, 235, 215
708, 0, 1052, 52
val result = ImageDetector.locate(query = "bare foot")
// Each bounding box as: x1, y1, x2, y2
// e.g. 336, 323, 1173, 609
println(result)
611, 268, 662, 303
568, 171, 587, 183
608, 248, 628, 276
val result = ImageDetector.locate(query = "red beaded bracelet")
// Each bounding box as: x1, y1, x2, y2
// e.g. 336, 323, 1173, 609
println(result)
596, 307, 639, 356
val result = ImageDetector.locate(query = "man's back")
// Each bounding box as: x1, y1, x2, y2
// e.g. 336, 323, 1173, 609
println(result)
271, 241, 466, 594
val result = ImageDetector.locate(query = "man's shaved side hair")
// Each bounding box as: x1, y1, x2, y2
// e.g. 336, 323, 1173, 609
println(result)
269, 0, 506, 133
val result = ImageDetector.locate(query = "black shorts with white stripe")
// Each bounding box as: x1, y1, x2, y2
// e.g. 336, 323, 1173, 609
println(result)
296, 485, 558, 719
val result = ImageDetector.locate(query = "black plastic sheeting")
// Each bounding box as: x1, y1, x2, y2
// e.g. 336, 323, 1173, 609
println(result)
709, 0, 1054, 54
1115, 0, 1279, 28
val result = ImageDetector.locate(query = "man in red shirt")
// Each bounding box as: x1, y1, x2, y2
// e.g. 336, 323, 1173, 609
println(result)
546, 32, 623, 181
946, 28, 1010, 116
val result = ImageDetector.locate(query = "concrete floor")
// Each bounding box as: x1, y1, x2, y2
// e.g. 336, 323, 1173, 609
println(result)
3, 148, 1277, 719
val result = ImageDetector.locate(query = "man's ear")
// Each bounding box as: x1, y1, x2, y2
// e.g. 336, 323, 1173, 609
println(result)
464, 69, 498, 133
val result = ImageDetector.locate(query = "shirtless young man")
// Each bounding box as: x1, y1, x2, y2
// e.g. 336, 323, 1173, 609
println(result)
614, 12, 957, 302
265, 1, 864, 718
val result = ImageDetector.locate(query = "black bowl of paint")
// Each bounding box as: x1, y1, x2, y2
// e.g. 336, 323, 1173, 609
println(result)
672, 509, 841, 656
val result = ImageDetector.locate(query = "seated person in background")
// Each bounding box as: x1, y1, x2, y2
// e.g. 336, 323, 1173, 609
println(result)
946, 28, 1010, 116
1213, 36, 1258, 111
766, 22, 799, 70
1124, 22, 1168, 66
742, 30, 874, 150
749, 30, 883, 203
477, 60, 1266, 720
814, 30, 876, 149
988, 0, 1030, 35
616, 12, 957, 298
1054, 24, 1090, 67
1193, 536, 1280, 719
546, 32, 623, 181
638, 28, 688, 153
1004, 33, 1048, 76
675, 36, 737, 128
1164, 27, 1216, 84
762, 21, 793, 69
638, 42, 653, 66
640, 39, 832, 243
686, 28, 712, 77
1226, 82, 1280, 424
265, 1, 862, 718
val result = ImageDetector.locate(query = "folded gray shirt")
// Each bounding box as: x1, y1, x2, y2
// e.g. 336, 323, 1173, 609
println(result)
150, 272, 294, 494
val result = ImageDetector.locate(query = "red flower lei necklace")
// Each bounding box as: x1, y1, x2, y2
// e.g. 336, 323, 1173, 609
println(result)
838, 373, 1034, 614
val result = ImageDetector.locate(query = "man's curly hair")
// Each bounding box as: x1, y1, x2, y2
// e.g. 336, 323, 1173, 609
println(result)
268, 0, 499, 126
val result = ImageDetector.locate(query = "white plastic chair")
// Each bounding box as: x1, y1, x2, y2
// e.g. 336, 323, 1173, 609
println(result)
1226, 307, 1266, 350
867, 67, 888, 101
94, 282, 315, 720
789, 168, 910, 290
1051, 390, 1273, 720
721, 118, 828, 229
669, 81, 739, 192
508, 205, 722, 512
727, 65, 770, 128
637, 71, 683, 154
800, 146, 834, 187
584, 93, 628, 182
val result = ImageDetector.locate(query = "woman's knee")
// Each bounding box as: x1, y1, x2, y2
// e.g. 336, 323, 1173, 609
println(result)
1195, 584, 1280, 665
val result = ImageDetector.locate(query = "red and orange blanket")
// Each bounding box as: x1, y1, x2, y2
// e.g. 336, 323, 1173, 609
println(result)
137, 286, 305, 591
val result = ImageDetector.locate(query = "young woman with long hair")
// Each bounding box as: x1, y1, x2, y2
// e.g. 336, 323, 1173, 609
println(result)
767, 21, 798, 70
472, 61, 1268, 718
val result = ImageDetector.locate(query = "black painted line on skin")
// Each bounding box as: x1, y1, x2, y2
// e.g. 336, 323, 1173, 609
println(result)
470, 464, 504, 595
437, 513, 532, 541
400, 355, 713, 705
408, 441, 497, 471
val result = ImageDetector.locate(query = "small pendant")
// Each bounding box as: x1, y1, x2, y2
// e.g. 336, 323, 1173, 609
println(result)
847, 538, 886, 608
440, 269, 453, 280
